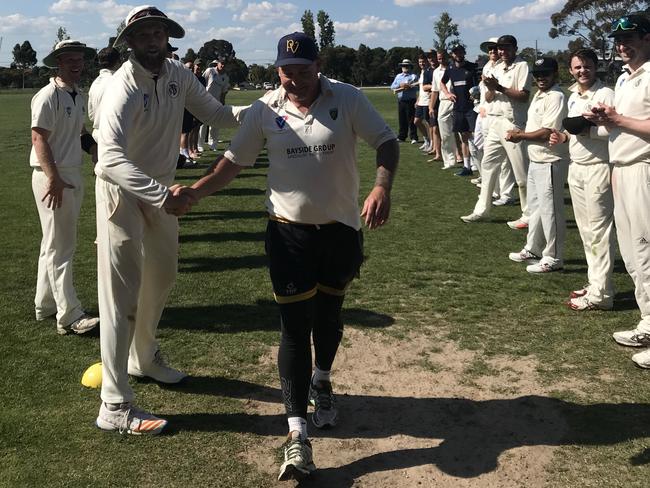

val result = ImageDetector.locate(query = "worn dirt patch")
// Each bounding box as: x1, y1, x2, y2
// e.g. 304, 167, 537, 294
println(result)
239, 326, 568, 487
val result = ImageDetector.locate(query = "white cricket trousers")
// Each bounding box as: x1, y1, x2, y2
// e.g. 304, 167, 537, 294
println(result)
200, 123, 219, 148
473, 117, 528, 218
567, 163, 615, 307
32, 167, 85, 327
481, 115, 515, 198
438, 99, 455, 168
524, 160, 569, 266
612, 163, 650, 332
96, 178, 179, 404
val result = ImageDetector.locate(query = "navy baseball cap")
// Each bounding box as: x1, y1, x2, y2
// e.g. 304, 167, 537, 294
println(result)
275, 32, 318, 67
532, 57, 559, 75
496, 35, 518, 48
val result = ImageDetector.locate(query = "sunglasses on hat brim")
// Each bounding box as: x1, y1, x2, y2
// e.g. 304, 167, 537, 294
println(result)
610, 16, 649, 36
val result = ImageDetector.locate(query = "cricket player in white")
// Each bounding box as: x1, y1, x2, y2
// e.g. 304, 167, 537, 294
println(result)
586, 13, 650, 367
88, 47, 122, 140
200, 58, 230, 150
94, 5, 247, 435
461, 35, 531, 229
549, 48, 615, 310
30, 40, 99, 336
506, 57, 568, 273
431, 51, 456, 169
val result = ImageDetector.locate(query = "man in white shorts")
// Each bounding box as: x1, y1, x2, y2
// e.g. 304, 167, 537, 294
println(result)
30, 40, 99, 336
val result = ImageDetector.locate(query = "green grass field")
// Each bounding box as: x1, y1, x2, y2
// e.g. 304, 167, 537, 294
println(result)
1, 87, 649, 487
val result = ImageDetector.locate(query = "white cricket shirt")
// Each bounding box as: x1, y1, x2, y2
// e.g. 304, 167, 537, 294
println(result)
30, 78, 86, 169
88, 68, 115, 138
432, 66, 452, 101
490, 57, 532, 128
203, 67, 230, 99
525, 84, 568, 163
417, 69, 431, 107
566, 80, 613, 165
97, 56, 246, 208
609, 61, 650, 166
224, 75, 396, 230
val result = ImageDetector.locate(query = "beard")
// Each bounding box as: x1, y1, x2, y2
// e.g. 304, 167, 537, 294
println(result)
133, 46, 166, 73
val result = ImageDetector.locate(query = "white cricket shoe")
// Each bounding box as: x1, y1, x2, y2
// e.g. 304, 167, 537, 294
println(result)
460, 213, 484, 223
613, 328, 650, 347
526, 262, 563, 273
508, 249, 541, 263
128, 350, 187, 384
278, 431, 316, 481
632, 349, 650, 368
96, 402, 167, 435
57, 314, 99, 335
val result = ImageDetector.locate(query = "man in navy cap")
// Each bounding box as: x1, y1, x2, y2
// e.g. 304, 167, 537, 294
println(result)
174, 31, 399, 481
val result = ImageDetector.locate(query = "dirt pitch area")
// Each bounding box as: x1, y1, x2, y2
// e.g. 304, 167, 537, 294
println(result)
240, 326, 570, 487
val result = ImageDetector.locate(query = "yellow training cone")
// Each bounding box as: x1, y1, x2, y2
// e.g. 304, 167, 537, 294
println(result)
81, 362, 102, 388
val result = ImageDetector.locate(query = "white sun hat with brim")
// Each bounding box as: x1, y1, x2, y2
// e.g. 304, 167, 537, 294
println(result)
113, 5, 185, 47
398, 59, 413, 67
479, 37, 499, 53
42, 40, 96, 68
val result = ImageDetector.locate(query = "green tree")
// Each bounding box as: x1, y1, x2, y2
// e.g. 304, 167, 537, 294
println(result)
433, 12, 461, 52
317, 10, 335, 50
549, 0, 650, 61
301, 10, 316, 40
53, 26, 70, 49
248, 63, 267, 85
226, 57, 248, 85
12, 41, 37, 89
182, 48, 197, 63
197, 39, 236, 66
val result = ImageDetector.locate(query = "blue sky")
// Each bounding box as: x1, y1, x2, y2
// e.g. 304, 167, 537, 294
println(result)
0, 0, 571, 67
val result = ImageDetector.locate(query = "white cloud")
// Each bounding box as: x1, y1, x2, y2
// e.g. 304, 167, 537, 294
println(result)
335, 15, 399, 34
0, 13, 61, 33
166, 0, 242, 10
460, 0, 564, 30
168, 9, 205, 25
204, 26, 251, 40
271, 22, 301, 38
235, 2, 297, 24
394, 0, 472, 6
50, 0, 135, 29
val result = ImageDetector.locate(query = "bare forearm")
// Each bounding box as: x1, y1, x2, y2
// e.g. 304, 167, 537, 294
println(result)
32, 134, 58, 179
191, 156, 243, 199
374, 139, 399, 190
613, 115, 650, 138
521, 128, 552, 142
498, 86, 529, 103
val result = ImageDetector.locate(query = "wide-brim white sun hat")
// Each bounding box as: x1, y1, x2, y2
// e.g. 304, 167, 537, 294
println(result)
43, 40, 96, 68
113, 5, 184, 47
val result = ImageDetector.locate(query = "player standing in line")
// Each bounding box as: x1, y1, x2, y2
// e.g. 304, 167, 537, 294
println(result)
93, 5, 247, 435
30, 40, 100, 336
414, 53, 433, 153
425, 50, 442, 160
430, 50, 456, 169
88, 47, 122, 141
506, 57, 569, 273
173, 32, 398, 481
461, 35, 531, 228
585, 13, 650, 367
390, 58, 419, 143
549, 48, 615, 310
201, 57, 230, 151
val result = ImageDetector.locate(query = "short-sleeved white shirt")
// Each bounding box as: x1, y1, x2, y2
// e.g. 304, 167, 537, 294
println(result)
566, 80, 613, 165
224, 75, 396, 230
479, 60, 501, 112
29, 78, 86, 169
432, 66, 452, 101
525, 85, 568, 163
609, 61, 650, 166
88, 68, 115, 138
417, 69, 431, 107
203, 67, 230, 99
491, 57, 532, 128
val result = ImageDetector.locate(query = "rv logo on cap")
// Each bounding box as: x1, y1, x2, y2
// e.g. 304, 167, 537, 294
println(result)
287, 40, 299, 54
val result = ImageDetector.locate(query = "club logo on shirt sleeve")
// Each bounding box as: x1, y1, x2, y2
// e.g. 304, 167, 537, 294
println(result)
275, 115, 288, 129
329, 108, 338, 120
168, 81, 179, 98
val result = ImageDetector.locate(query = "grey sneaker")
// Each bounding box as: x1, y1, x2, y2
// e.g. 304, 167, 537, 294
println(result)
309, 380, 338, 429
128, 350, 187, 384
57, 314, 99, 335
277, 431, 316, 481
96, 402, 167, 435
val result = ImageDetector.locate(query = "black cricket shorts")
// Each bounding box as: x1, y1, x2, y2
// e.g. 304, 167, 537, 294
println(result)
265, 219, 364, 304
453, 109, 477, 134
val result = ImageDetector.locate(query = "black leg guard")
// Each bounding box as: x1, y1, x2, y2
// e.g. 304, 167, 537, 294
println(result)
277, 297, 315, 419
313, 291, 345, 372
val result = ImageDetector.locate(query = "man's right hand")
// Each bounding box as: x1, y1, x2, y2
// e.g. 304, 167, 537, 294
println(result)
42, 175, 74, 209
164, 186, 198, 216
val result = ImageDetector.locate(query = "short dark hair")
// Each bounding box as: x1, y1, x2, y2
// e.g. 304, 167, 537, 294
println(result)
97, 47, 121, 69
569, 48, 599, 68
418, 52, 427, 60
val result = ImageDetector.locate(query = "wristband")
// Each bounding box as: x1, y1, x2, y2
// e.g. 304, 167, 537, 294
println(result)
80, 133, 96, 154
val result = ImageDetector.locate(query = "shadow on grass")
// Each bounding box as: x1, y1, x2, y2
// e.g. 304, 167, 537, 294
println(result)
613, 290, 639, 312
160, 301, 394, 333
164, 381, 650, 484
179, 231, 265, 244
182, 210, 267, 222
216, 188, 265, 197
562, 259, 628, 275
178, 254, 268, 273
